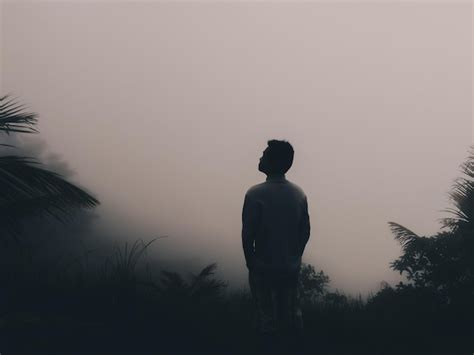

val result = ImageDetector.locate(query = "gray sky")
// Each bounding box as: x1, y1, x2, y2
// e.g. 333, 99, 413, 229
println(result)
1, 1, 472, 295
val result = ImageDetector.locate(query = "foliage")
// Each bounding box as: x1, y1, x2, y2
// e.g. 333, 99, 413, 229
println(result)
103, 238, 157, 285
298, 263, 330, 304
388, 146, 474, 307
440, 146, 474, 234
1, 94, 472, 354
159, 262, 228, 303
0, 95, 99, 238
0, 95, 37, 134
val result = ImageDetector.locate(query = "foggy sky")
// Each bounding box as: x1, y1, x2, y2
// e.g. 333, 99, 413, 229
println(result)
1, 1, 472, 295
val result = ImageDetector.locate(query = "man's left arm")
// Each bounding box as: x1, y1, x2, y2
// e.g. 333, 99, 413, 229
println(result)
241, 192, 260, 270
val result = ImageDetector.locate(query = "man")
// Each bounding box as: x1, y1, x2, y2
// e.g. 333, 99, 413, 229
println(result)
241, 139, 311, 353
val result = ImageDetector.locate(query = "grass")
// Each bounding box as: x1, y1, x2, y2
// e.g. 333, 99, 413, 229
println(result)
0, 237, 471, 355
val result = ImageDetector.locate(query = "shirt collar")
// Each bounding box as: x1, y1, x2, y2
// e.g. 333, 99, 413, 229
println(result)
265, 174, 287, 182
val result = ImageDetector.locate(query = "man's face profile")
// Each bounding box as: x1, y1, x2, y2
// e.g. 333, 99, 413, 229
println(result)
258, 148, 269, 174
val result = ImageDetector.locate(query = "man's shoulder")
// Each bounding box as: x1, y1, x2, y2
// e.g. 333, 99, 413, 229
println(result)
245, 180, 306, 198
286, 180, 307, 198
245, 182, 266, 197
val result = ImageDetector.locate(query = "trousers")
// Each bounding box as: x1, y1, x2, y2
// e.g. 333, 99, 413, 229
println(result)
248, 268, 303, 335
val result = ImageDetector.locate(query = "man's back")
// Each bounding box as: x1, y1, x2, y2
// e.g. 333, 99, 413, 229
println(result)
243, 140, 309, 341
242, 174, 311, 273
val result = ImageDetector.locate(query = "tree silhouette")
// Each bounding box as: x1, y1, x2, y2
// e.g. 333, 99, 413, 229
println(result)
389, 146, 474, 306
298, 263, 330, 304
0, 95, 99, 239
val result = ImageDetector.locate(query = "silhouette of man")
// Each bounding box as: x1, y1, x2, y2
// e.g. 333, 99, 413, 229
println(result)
242, 139, 310, 354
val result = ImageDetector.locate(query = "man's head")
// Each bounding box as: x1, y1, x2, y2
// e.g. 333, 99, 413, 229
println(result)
258, 139, 294, 176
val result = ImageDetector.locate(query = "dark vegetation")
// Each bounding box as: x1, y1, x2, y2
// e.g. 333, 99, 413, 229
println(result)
0, 96, 472, 354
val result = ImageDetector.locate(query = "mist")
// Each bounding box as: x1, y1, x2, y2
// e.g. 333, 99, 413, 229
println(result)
1, 1, 471, 295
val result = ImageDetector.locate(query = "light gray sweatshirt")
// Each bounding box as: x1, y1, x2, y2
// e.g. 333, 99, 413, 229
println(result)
241, 174, 311, 273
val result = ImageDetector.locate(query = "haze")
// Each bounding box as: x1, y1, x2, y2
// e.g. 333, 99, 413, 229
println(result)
1, 1, 471, 295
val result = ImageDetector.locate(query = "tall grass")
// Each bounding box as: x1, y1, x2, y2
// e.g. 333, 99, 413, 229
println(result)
0, 236, 471, 355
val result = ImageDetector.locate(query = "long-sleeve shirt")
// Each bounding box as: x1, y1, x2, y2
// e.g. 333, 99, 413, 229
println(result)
241, 174, 311, 273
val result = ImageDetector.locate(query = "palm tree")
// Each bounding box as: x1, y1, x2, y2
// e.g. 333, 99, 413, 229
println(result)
0, 95, 99, 239
440, 146, 474, 235
388, 146, 474, 297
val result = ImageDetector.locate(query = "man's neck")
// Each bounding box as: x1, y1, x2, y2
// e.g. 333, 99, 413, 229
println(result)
265, 173, 286, 182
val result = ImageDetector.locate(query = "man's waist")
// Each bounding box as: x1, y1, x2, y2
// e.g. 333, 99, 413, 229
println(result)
253, 255, 302, 271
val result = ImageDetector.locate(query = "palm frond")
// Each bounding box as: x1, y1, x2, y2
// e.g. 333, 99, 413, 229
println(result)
388, 221, 421, 249
196, 262, 218, 280
440, 146, 474, 231
189, 263, 227, 298
0, 95, 38, 134
0, 155, 99, 237
459, 146, 474, 179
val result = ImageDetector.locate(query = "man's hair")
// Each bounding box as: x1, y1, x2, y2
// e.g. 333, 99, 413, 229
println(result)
266, 139, 294, 174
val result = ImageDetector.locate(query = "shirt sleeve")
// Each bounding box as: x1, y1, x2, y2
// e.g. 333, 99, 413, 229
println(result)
298, 195, 311, 256
241, 192, 261, 270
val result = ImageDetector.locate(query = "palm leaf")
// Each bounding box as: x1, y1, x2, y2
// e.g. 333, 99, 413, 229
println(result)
440, 146, 474, 231
0, 155, 99, 238
189, 263, 227, 298
0, 95, 38, 134
388, 221, 421, 250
